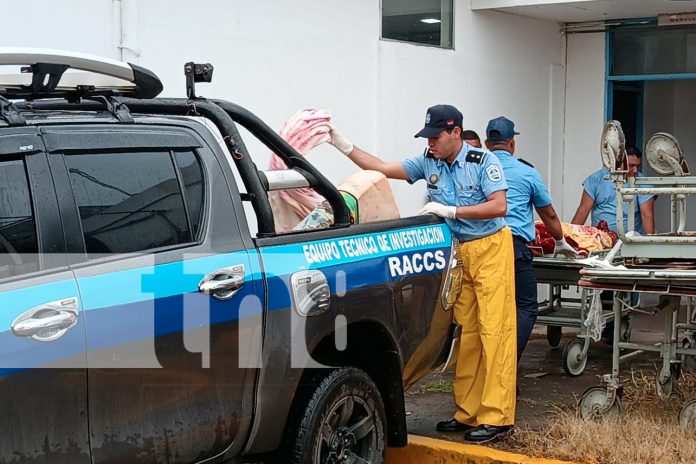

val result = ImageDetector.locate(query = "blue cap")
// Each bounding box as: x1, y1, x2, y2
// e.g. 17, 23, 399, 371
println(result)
486, 116, 520, 142
414, 104, 463, 138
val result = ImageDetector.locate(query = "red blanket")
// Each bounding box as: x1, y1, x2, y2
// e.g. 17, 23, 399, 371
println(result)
530, 220, 618, 257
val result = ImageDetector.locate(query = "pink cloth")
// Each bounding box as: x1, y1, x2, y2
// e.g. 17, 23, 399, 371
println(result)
268, 108, 331, 232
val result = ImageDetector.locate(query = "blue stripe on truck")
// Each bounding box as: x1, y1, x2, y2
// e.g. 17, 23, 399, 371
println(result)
0, 224, 451, 372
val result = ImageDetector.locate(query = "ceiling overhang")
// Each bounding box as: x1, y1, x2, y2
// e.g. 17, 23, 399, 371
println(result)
470, 0, 696, 24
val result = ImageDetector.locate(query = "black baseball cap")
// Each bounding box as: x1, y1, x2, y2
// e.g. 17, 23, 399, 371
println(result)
414, 104, 463, 138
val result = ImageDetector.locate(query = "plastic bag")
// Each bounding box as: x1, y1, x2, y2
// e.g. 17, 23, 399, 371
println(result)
584, 290, 606, 342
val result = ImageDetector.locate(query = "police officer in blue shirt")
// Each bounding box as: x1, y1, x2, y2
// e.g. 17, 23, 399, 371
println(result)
571, 147, 655, 235
484, 116, 578, 362
329, 105, 517, 443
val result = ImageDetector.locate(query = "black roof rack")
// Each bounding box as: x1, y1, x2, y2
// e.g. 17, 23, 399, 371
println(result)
0, 48, 163, 100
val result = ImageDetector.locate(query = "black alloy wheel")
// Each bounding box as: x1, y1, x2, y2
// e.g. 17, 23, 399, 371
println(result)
285, 367, 386, 464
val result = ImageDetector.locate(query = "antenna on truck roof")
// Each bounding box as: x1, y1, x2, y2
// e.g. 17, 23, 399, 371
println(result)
0, 47, 163, 100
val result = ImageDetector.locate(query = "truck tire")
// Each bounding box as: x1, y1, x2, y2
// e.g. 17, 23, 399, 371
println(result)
287, 367, 386, 464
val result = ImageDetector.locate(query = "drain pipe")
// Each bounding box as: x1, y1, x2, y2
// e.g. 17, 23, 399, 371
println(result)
113, 0, 141, 63
112, 0, 123, 60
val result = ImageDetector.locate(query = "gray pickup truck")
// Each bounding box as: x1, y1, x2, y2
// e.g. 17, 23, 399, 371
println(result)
0, 50, 456, 464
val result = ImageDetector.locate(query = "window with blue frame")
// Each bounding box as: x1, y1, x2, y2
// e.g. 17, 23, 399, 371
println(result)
606, 22, 696, 149
612, 24, 696, 76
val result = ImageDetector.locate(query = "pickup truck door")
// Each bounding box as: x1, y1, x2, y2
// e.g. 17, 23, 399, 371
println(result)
43, 125, 263, 464
0, 129, 90, 463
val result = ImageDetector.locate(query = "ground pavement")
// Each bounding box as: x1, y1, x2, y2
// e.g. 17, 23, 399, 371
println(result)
404, 310, 673, 437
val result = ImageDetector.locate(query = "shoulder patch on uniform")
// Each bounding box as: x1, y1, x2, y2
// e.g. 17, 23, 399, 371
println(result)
466, 150, 485, 164
518, 158, 534, 168
486, 164, 503, 182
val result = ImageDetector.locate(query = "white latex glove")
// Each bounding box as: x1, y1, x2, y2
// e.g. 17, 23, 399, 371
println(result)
418, 202, 457, 219
553, 237, 580, 258
328, 125, 354, 156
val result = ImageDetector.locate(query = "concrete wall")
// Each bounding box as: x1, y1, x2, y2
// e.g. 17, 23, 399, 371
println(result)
377, 8, 564, 215
561, 32, 606, 222
644, 79, 696, 231
0, 0, 564, 232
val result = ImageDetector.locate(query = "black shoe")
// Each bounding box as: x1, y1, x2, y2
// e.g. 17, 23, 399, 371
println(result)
435, 418, 475, 433
464, 424, 513, 443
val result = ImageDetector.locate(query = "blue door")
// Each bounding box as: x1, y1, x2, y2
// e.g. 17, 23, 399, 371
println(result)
608, 81, 644, 150
45, 125, 263, 464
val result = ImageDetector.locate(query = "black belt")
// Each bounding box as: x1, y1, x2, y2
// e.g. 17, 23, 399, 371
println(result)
455, 228, 503, 243
512, 235, 529, 244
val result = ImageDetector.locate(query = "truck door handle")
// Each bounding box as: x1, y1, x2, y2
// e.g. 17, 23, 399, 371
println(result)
11, 297, 79, 342
198, 265, 245, 300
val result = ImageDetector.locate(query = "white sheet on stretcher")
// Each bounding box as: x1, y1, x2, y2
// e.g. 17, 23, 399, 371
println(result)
575, 256, 627, 270
574, 239, 626, 270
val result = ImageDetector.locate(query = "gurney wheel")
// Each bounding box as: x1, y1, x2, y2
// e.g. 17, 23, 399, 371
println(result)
656, 364, 681, 400
562, 337, 587, 377
547, 326, 562, 348
578, 386, 622, 420
656, 376, 673, 400
678, 398, 696, 428
681, 335, 696, 373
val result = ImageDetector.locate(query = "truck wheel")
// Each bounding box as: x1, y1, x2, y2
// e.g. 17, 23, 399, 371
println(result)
288, 367, 386, 464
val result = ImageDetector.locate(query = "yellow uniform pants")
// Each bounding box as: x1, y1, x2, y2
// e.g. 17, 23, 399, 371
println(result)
453, 226, 516, 426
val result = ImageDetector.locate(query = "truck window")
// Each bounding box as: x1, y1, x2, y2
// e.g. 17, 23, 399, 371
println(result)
65, 150, 203, 256
0, 158, 39, 277
174, 150, 204, 239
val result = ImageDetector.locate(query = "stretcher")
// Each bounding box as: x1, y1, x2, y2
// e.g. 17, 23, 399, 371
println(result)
533, 255, 629, 376
577, 269, 696, 425
573, 122, 696, 428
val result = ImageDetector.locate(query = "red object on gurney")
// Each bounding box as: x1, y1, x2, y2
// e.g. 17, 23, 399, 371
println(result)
530, 220, 618, 257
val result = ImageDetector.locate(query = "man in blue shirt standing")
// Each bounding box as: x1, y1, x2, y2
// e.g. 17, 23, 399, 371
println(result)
571, 146, 655, 342
484, 116, 578, 361
571, 147, 655, 235
329, 105, 516, 443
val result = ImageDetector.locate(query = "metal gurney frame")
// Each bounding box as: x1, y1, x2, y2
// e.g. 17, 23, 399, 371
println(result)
578, 269, 696, 424
533, 255, 630, 377
573, 123, 696, 426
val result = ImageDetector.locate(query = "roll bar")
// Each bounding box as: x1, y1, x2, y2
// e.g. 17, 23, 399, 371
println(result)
13, 97, 351, 236
2, 51, 350, 236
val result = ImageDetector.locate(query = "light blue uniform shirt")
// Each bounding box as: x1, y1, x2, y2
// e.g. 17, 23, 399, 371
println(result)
494, 150, 553, 242
582, 167, 654, 234
402, 144, 508, 242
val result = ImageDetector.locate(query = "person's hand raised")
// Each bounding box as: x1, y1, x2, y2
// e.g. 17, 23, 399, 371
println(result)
328, 125, 354, 156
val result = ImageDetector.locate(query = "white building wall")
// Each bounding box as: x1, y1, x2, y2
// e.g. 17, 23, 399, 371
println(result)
672, 81, 696, 163
562, 32, 605, 222
377, 9, 564, 215
1, 0, 115, 57
1, 0, 563, 220
644, 80, 696, 231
